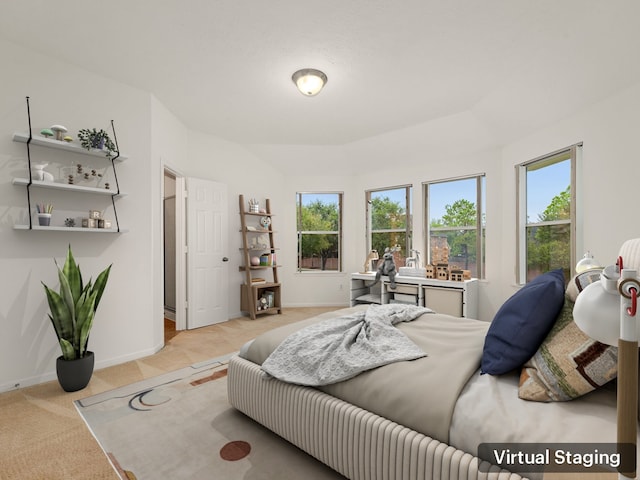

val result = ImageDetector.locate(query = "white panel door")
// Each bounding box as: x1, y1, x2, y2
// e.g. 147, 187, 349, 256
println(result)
186, 178, 228, 329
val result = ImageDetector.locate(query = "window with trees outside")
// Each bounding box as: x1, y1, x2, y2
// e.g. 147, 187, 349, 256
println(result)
366, 186, 412, 266
517, 145, 578, 284
425, 175, 485, 279
296, 192, 342, 272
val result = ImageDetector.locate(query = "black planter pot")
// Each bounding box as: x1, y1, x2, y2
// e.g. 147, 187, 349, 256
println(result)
56, 351, 95, 392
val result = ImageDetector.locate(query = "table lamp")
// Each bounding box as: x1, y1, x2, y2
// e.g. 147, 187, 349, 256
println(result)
573, 256, 639, 480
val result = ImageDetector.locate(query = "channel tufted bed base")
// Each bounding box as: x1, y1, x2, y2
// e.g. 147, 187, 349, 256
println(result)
228, 355, 524, 480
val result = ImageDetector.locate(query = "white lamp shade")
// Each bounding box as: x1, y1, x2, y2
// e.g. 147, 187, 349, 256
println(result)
573, 280, 621, 346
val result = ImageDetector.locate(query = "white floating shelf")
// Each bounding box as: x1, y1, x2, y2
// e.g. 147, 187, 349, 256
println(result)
14, 225, 128, 233
11, 178, 125, 196
12, 132, 128, 161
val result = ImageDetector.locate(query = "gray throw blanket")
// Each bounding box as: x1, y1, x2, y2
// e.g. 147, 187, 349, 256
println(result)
261, 303, 433, 386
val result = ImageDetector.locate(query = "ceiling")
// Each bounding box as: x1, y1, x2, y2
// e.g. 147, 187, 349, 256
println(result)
2, 1, 640, 155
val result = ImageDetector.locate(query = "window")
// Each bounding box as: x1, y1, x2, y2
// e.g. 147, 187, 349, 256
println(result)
517, 146, 578, 284
424, 175, 485, 279
296, 192, 342, 272
366, 186, 412, 266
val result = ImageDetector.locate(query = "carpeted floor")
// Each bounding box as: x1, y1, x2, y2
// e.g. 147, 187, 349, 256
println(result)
0, 307, 341, 480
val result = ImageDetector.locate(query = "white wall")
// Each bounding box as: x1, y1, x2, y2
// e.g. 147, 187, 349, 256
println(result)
2, 34, 640, 392
499, 82, 640, 290
279, 174, 358, 307
184, 130, 286, 317
0, 39, 159, 390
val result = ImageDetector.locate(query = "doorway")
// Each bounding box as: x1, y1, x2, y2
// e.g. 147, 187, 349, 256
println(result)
163, 170, 177, 340
163, 166, 187, 336
162, 167, 228, 335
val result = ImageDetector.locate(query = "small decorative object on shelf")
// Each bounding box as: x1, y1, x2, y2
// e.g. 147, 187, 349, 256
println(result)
50, 125, 68, 141
248, 198, 259, 213
259, 216, 271, 228
36, 203, 53, 226
62, 163, 106, 187
63, 135, 73, 143
37, 213, 51, 226
64, 218, 76, 227
257, 296, 268, 311
40, 128, 53, 138
77, 128, 117, 158
31, 163, 54, 182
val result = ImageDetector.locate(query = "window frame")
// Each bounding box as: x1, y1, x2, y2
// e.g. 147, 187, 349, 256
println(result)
516, 144, 580, 285
423, 174, 486, 279
365, 185, 413, 264
295, 191, 343, 273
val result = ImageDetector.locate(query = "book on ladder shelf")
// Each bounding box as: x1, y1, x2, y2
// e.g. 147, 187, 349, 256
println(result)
238, 194, 282, 319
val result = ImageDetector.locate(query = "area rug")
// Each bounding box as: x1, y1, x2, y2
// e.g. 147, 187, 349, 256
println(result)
75, 354, 345, 480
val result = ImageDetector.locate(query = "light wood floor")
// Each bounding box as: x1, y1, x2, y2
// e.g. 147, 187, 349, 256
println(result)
0, 307, 341, 480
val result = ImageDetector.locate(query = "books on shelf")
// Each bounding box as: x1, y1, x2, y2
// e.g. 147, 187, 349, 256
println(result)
251, 278, 267, 285
259, 253, 276, 266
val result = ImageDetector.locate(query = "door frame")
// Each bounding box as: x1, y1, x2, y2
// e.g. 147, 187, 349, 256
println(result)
163, 165, 187, 331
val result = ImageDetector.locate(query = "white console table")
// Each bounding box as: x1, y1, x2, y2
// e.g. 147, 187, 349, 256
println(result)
350, 272, 478, 319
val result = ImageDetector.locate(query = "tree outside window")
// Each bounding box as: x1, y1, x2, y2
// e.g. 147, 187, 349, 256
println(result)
367, 186, 412, 266
426, 176, 485, 279
296, 192, 342, 272
518, 146, 578, 284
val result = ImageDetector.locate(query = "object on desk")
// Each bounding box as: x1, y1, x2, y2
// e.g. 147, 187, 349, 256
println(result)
450, 270, 464, 282
398, 267, 426, 277
361, 250, 379, 273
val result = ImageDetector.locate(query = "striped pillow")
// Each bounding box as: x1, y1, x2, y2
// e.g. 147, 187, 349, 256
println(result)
518, 270, 618, 402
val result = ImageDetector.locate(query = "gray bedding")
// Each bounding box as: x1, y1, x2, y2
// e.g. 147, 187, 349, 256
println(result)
261, 303, 432, 386
242, 305, 490, 443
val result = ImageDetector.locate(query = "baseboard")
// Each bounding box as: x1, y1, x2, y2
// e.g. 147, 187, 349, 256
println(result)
0, 344, 163, 394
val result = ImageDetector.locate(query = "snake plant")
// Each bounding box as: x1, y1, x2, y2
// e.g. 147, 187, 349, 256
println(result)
42, 246, 111, 361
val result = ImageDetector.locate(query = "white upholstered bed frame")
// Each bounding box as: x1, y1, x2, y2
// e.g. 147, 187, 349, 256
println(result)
228, 355, 525, 480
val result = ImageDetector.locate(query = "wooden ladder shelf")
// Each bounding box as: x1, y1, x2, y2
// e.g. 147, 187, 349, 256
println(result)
239, 194, 282, 319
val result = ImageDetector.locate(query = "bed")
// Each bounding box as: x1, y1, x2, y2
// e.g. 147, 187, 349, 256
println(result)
228, 241, 640, 480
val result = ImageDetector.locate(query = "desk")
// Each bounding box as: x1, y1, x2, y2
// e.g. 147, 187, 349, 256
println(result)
350, 272, 478, 318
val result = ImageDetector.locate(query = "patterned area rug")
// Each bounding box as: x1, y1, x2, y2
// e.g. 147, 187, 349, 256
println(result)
75, 354, 344, 480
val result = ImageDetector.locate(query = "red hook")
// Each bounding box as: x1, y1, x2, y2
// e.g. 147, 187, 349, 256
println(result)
629, 287, 638, 316
617, 256, 624, 272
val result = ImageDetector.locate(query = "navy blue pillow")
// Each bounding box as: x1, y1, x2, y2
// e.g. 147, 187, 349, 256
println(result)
481, 269, 565, 375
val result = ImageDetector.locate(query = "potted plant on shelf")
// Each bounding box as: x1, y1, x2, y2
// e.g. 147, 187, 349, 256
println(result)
77, 128, 117, 158
42, 245, 112, 392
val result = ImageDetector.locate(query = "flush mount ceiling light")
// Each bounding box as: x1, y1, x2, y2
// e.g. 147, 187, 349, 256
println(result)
292, 68, 327, 96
